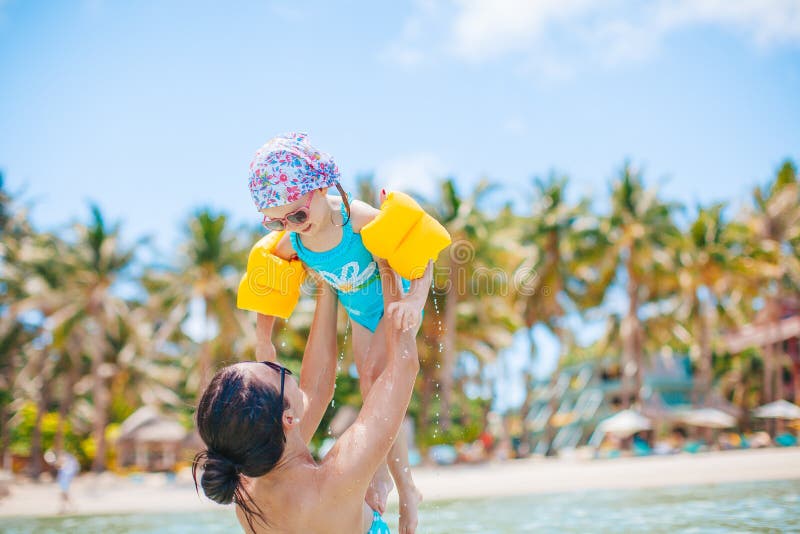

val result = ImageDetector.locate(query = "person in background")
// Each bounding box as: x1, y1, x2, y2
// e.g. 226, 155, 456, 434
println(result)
45, 449, 79, 514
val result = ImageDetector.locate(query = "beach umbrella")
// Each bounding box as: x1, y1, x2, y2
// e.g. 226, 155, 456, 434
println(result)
678, 408, 737, 429
596, 409, 652, 437
753, 400, 800, 420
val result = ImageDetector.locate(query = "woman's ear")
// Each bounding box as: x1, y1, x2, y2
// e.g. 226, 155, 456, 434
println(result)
282, 410, 301, 429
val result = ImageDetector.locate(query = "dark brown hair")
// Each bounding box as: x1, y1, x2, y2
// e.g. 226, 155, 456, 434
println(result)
334, 182, 351, 226
192, 365, 287, 531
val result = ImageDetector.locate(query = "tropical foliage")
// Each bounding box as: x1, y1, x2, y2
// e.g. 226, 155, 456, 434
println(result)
1, 159, 799, 473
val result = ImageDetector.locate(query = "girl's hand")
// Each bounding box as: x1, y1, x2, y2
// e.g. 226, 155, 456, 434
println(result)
256, 341, 277, 362
386, 300, 421, 331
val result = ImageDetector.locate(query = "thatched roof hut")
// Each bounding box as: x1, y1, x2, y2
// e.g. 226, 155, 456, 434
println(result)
116, 407, 188, 471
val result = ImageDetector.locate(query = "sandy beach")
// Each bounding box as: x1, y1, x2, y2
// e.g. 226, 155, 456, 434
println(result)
1, 447, 798, 519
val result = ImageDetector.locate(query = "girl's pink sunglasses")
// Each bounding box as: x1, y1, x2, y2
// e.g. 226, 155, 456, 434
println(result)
262, 191, 315, 231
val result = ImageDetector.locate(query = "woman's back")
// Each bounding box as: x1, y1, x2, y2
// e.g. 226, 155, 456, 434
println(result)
237, 461, 371, 533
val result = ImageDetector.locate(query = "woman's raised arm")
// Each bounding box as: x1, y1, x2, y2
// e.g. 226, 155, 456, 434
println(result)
322, 260, 429, 495
298, 281, 340, 444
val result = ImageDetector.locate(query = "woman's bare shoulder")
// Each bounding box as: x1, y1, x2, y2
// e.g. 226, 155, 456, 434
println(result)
238, 471, 329, 532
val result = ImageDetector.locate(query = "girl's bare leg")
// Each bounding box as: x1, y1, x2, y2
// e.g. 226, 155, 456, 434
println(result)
385, 413, 422, 534
352, 322, 392, 513
353, 321, 421, 534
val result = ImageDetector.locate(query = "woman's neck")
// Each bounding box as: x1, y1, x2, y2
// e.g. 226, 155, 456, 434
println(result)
280, 427, 317, 468
238, 450, 318, 533
250, 434, 317, 491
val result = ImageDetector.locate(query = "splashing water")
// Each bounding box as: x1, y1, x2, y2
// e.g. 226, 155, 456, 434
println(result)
431, 284, 445, 449
338, 320, 350, 373
331, 320, 350, 410
279, 323, 289, 344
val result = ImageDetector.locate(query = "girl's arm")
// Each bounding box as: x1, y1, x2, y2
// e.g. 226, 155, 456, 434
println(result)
254, 232, 299, 363
320, 261, 424, 497
298, 281, 339, 444
255, 314, 277, 362
350, 197, 432, 330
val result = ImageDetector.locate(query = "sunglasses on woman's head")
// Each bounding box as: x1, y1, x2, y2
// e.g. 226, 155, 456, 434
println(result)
260, 361, 292, 409
262, 191, 315, 231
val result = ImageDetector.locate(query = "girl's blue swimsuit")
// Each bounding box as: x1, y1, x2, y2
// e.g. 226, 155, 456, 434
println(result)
368, 510, 391, 533
289, 198, 409, 332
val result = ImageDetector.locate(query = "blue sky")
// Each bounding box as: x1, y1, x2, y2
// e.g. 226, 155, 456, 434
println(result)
2, 0, 798, 246
2, 1, 799, 408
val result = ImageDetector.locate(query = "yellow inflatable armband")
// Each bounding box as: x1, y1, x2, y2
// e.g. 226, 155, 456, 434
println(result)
360, 191, 451, 280
237, 231, 306, 319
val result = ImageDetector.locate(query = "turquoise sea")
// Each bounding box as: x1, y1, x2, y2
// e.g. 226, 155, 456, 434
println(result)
3, 479, 799, 533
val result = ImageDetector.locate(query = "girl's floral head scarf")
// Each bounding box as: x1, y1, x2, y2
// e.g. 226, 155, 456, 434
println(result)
248, 132, 340, 210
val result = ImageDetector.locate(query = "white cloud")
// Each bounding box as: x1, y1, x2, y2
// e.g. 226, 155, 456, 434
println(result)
655, 0, 800, 47
386, 0, 800, 78
375, 152, 447, 199
448, 0, 596, 61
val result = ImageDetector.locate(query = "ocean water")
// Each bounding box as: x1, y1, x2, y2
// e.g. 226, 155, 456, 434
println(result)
3, 479, 799, 533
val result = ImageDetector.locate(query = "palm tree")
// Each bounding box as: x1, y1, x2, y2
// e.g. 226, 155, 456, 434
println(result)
420, 179, 520, 433
17, 232, 74, 477
0, 173, 34, 468
1, 177, 71, 475
517, 175, 608, 362
717, 348, 764, 428
147, 208, 246, 394
671, 204, 740, 402
740, 160, 800, 403
596, 163, 680, 406
13, 206, 138, 472
513, 173, 606, 452
68, 207, 138, 471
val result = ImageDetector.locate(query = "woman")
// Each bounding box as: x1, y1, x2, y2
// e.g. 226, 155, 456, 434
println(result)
193, 261, 427, 533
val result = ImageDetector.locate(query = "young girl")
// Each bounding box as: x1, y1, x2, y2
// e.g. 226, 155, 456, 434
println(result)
237, 132, 450, 534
